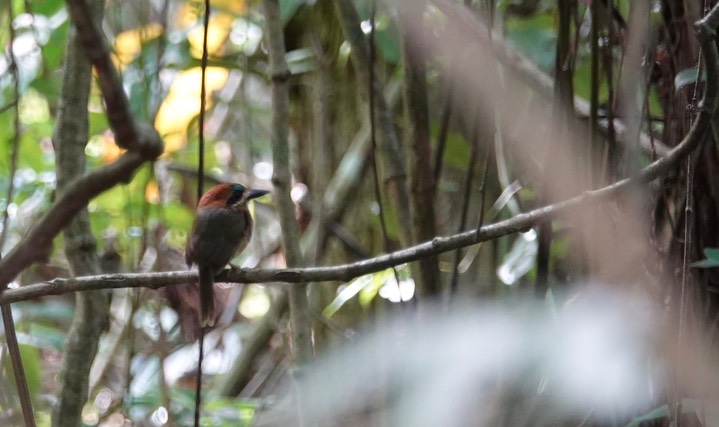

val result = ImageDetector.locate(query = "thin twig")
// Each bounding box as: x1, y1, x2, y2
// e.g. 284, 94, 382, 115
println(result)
433, 91, 453, 190
0, 306, 35, 426
262, 0, 312, 369
1, 1, 21, 253
194, 0, 211, 424
1, 3, 36, 424
449, 126, 480, 293
368, 0, 404, 300
0, 100, 18, 115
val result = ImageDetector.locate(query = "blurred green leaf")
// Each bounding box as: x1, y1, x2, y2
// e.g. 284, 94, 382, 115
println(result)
15, 300, 74, 323
323, 274, 372, 318
505, 13, 556, 72
280, 0, 308, 23
3, 344, 42, 404
286, 48, 316, 75
430, 123, 471, 171
359, 269, 391, 306
27, 324, 67, 350
691, 247, 719, 268
28, 0, 66, 16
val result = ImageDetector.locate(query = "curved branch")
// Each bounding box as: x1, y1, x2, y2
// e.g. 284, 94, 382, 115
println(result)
0, 0, 164, 290
0, 151, 151, 288
64, 0, 161, 156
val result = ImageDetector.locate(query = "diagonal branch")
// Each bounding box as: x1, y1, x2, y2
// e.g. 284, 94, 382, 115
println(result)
3, 93, 714, 304
63, 0, 161, 155
0, 151, 155, 288
0, 0, 164, 290
2, 0, 717, 308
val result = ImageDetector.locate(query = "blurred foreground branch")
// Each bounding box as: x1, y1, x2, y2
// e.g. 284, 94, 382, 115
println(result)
431, 0, 670, 158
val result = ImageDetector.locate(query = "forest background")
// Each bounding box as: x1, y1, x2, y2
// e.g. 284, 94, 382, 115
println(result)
1, 0, 719, 425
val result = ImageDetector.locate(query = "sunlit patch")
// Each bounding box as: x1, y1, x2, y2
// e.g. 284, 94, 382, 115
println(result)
291, 183, 308, 203
113, 23, 164, 66
19, 89, 50, 123
154, 67, 229, 153
94, 387, 114, 414
239, 285, 271, 319
360, 20, 373, 34
145, 181, 160, 204
253, 161, 273, 180
379, 276, 415, 303
214, 140, 232, 166
497, 230, 538, 285
150, 406, 169, 425
230, 19, 263, 54
181, 0, 248, 58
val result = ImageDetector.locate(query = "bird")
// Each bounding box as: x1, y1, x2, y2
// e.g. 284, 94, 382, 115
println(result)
185, 183, 269, 327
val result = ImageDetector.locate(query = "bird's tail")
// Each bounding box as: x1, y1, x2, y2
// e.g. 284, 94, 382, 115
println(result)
199, 267, 216, 327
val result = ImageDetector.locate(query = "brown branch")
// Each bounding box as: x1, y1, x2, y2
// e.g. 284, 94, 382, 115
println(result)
0, 0, 164, 290
63, 0, 161, 156
3, 99, 714, 304
261, 0, 312, 364
51, 0, 110, 423
2, 0, 716, 310
1, 0, 35, 424
0, 151, 152, 288
430, 0, 670, 159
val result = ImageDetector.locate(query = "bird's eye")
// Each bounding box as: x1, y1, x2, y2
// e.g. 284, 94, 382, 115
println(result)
226, 184, 245, 206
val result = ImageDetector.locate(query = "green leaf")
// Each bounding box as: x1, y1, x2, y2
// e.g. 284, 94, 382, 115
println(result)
505, 13, 556, 72
280, 0, 307, 23
286, 48, 316, 75
691, 247, 719, 268
323, 274, 373, 318
359, 269, 392, 306
374, 26, 400, 64
3, 344, 42, 404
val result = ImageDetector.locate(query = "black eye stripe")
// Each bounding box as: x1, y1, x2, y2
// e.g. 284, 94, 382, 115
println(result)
226, 186, 245, 206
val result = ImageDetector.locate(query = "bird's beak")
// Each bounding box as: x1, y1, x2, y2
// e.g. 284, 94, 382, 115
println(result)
247, 189, 270, 200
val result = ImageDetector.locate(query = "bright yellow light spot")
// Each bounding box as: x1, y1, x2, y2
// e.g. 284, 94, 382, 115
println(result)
145, 181, 160, 204
113, 23, 164, 66
100, 132, 123, 164
239, 285, 271, 319
179, 0, 246, 57
154, 67, 229, 153
187, 14, 235, 57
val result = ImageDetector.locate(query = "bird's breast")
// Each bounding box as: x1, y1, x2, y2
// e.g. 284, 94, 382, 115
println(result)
186, 207, 253, 270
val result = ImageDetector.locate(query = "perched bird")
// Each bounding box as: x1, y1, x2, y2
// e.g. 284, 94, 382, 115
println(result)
185, 183, 269, 327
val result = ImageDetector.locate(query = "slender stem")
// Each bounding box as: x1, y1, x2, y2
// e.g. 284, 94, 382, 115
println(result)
1, 305, 35, 426
450, 127, 479, 293
0, 4, 34, 423
262, 0, 312, 367
194, 1, 211, 423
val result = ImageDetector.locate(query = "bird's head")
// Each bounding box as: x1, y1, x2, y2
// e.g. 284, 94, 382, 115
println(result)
197, 183, 270, 211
